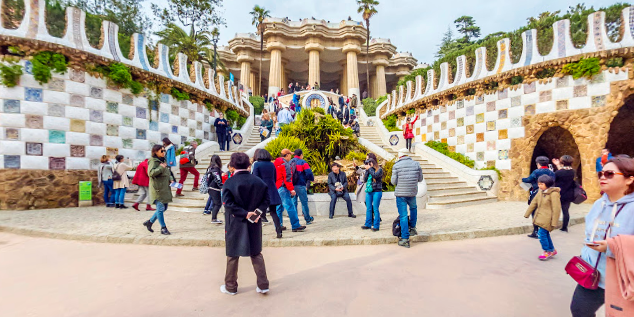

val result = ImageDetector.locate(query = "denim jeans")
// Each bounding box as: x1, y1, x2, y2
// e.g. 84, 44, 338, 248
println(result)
113, 187, 127, 204
538, 228, 555, 252
102, 180, 114, 205
364, 191, 383, 229
135, 186, 150, 204
292, 185, 311, 221
328, 192, 353, 217
396, 196, 417, 239
276, 187, 301, 229
150, 200, 168, 227
217, 133, 225, 151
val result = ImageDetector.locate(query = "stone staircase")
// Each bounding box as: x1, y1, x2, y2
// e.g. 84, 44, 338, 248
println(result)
126, 125, 262, 212
359, 125, 497, 209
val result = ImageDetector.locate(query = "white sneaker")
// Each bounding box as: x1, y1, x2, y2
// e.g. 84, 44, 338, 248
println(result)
211, 219, 223, 224
256, 287, 269, 294
220, 285, 236, 295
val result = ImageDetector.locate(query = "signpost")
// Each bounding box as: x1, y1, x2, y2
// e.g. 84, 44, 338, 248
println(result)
78, 181, 93, 207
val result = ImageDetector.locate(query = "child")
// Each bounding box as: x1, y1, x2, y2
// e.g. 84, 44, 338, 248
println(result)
522, 156, 556, 238
524, 175, 561, 261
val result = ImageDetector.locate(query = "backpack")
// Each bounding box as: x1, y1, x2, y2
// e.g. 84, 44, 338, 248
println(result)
392, 216, 410, 237
573, 182, 587, 204
289, 158, 301, 185
199, 169, 210, 194
365, 173, 373, 193
111, 163, 122, 181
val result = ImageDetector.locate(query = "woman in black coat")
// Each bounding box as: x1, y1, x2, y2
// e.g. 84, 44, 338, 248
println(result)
221, 152, 271, 295
252, 149, 284, 239
553, 155, 576, 232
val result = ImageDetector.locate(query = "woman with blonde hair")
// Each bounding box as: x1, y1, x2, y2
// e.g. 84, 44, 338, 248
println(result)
97, 155, 115, 207
260, 113, 273, 142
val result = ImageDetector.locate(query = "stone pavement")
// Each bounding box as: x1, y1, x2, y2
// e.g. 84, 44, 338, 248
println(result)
0, 201, 591, 247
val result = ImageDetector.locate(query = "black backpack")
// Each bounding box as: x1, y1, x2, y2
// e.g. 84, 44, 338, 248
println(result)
392, 217, 409, 237
289, 158, 301, 185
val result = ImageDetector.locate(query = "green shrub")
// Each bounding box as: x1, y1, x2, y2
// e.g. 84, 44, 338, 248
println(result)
376, 94, 388, 105
0, 62, 23, 87
510, 75, 524, 85
31, 51, 67, 84
425, 141, 475, 168
606, 57, 624, 68
406, 108, 416, 115
361, 97, 378, 116
225, 109, 239, 126
484, 81, 499, 90
467, 88, 476, 96
382, 115, 401, 132
313, 107, 325, 115
236, 116, 246, 129
480, 166, 502, 180
171, 88, 190, 101
382, 159, 396, 192
204, 101, 215, 112
562, 57, 601, 79
265, 135, 310, 159
535, 68, 557, 79
345, 151, 368, 162
249, 95, 265, 114
89, 62, 144, 95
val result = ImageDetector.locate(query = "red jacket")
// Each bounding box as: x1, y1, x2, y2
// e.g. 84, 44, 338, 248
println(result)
131, 159, 150, 187
274, 157, 294, 191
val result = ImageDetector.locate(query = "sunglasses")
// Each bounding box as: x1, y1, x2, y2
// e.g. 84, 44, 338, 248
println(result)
597, 170, 624, 179
159, 149, 166, 153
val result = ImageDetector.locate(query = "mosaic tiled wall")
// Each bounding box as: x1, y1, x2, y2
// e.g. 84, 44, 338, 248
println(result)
0, 60, 220, 170
403, 70, 628, 170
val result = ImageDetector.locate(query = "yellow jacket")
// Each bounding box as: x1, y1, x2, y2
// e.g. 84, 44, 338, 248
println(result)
525, 187, 562, 232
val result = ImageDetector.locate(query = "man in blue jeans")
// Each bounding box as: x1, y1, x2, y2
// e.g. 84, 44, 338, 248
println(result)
290, 149, 315, 224
391, 148, 424, 248
275, 149, 307, 232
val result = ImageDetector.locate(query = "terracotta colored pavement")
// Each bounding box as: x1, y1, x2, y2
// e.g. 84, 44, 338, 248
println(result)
0, 227, 603, 317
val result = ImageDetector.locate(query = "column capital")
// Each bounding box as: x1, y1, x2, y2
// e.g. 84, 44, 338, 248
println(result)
373, 59, 389, 67
236, 52, 254, 64
342, 43, 361, 54
266, 41, 286, 52
305, 42, 324, 52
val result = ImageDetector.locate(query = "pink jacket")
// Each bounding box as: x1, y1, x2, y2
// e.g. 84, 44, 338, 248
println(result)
606, 235, 634, 316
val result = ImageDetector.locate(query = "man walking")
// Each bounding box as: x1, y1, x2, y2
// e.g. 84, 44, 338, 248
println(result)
391, 148, 424, 248
220, 152, 271, 295
290, 149, 315, 224
277, 104, 294, 128
176, 141, 199, 197
214, 113, 228, 151
275, 149, 306, 232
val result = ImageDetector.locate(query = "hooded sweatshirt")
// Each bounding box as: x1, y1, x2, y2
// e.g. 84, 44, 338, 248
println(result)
581, 192, 634, 289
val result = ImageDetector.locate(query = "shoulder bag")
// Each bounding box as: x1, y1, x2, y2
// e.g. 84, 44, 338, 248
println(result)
111, 163, 122, 181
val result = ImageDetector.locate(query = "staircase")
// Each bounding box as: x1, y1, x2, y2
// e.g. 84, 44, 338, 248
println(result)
126, 125, 262, 212
359, 125, 497, 209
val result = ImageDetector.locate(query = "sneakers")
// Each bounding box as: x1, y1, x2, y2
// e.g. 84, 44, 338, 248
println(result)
409, 227, 418, 236
538, 251, 556, 261
256, 287, 269, 294
211, 219, 223, 224
281, 226, 287, 231
202, 211, 211, 215
143, 220, 154, 233
292, 226, 306, 232
306, 217, 314, 225
398, 238, 410, 248
145, 204, 155, 211
371, 228, 379, 232
550, 250, 558, 257
220, 285, 236, 295
527, 232, 538, 239
348, 214, 356, 218
361, 226, 371, 230
161, 227, 171, 235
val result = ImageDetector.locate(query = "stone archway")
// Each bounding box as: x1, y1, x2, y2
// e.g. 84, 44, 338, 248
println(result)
530, 127, 583, 184
606, 95, 634, 157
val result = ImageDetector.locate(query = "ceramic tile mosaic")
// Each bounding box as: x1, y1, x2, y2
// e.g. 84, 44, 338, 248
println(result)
457, 100, 464, 109
427, 125, 433, 133
69, 69, 85, 83
498, 109, 508, 119
434, 115, 439, 123
160, 112, 169, 123
136, 107, 147, 119
47, 104, 64, 117
476, 113, 485, 124
556, 100, 569, 110
150, 121, 159, 131
434, 131, 440, 140
24, 61, 32, 74
477, 152, 485, 161
122, 139, 133, 149
573, 85, 587, 97
449, 111, 455, 120
189, 128, 195, 137
511, 96, 522, 107
4, 155, 20, 169
150, 100, 159, 111
197, 104, 203, 113
539, 91, 552, 102
26, 142, 43, 156
106, 102, 118, 114
440, 106, 447, 113
592, 95, 607, 108
486, 102, 496, 112
181, 100, 188, 109
476, 95, 484, 105
486, 160, 496, 168
498, 89, 509, 99
499, 129, 508, 140
180, 118, 187, 126
466, 125, 474, 134
3, 99, 20, 113
70, 94, 85, 107
189, 110, 195, 120
525, 104, 536, 115
457, 118, 464, 127
90, 87, 103, 99
420, 118, 426, 126
172, 105, 179, 116
476, 133, 484, 142
556, 77, 569, 88
106, 147, 119, 156
25, 115, 43, 129
172, 125, 178, 133
487, 121, 496, 131
70, 145, 85, 157
524, 82, 536, 94
160, 93, 170, 103
90, 159, 100, 170
136, 129, 146, 140
90, 134, 103, 146
106, 124, 118, 136
70, 119, 86, 133
204, 132, 209, 140
420, 134, 426, 142
122, 94, 134, 105
511, 117, 522, 128
49, 157, 66, 170
467, 143, 474, 152
122, 116, 133, 127
441, 122, 447, 130
427, 110, 433, 117
457, 135, 465, 145
89, 110, 103, 122
204, 115, 209, 123
25, 87, 43, 102
591, 73, 605, 84
449, 128, 456, 137
466, 106, 474, 116
6, 128, 19, 140
448, 145, 455, 152
487, 141, 496, 151
49, 130, 66, 143
48, 78, 65, 91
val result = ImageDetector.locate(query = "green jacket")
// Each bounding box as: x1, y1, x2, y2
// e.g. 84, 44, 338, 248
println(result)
148, 157, 174, 204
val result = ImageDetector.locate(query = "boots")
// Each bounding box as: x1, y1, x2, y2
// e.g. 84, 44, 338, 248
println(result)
143, 220, 154, 233
132, 203, 140, 211
161, 227, 171, 235
146, 204, 155, 211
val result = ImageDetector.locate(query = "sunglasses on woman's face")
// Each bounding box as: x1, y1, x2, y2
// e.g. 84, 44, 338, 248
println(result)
597, 170, 624, 179
159, 149, 166, 153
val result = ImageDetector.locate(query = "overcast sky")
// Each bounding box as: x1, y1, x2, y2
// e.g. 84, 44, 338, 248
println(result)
144, 0, 628, 64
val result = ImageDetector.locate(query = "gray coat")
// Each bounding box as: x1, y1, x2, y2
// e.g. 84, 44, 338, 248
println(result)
391, 156, 423, 197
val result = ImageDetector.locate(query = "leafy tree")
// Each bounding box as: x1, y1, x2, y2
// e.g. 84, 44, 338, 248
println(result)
436, 26, 454, 59
454, 16, 481, 42
250, 5, 270, 97
526, 10, 561, 55
152, 0, 225, 36
357, 0, 379, 98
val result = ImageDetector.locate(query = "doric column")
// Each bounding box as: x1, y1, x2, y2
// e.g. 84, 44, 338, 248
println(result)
267, 38, 286, 97
249, 71, 257, 96
305, 40, 323, 89
341, 66, 348, 96
239, 61, 251, 92
343, 41, 361, 97
370, 74, 377, 99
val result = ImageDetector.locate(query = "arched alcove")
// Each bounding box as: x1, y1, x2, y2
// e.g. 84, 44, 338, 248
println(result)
530, 126, 582, 183
606, 96, 634, 158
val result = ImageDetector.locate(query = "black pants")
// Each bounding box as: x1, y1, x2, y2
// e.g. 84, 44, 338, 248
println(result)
268, 204, 282, 235
405, 138, 413, 150
561, 201, 571, 230
226, 135, 231, 151
570, 284, 604, 317
217, 133, 225, 150
328, 192, 353, 217
208, 190, 221, 220
225, 253, 269, 293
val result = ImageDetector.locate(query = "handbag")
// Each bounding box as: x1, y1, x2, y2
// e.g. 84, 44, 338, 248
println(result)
261, 128, 270, 138
365, 174, 373, 193
111, 163, 122, 181
573, 182, 588, 204
565, 204, 626, 289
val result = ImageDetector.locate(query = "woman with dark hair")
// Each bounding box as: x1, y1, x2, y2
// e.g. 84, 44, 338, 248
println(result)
361, 158, 384, 231
553, 155, 576, 232
204, 155, 224, 224
402, 114, 419, 152
143, 144, 175, 235
97, 155, 115, 207
112, 155, 132, 208
252, 149, 283, 238
162, 138, 176, 168
570, 157, 634, 316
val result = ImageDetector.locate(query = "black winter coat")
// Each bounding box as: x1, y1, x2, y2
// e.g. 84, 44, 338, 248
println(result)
206, 166, 223, 193
555, 168, 576, 203
252, 161, 282, 206
328, 171, 349, 195
222, 171, 270, 257
363, 167, 384, 192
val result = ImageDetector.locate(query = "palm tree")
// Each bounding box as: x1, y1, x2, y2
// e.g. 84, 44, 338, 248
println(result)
156, 23, 212, 68
357, 0, 379, 98
250, 5, 270, 97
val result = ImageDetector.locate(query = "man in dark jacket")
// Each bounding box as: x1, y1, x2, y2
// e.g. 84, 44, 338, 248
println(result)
214, 114, 228, 151
221, 152, 271, 296
350, 119, 360, 137
391, 149, 424, 248
522, 155, 555, 238
327, 162, 356, 219
176, 141, 199, 196
290, 149, 315, 224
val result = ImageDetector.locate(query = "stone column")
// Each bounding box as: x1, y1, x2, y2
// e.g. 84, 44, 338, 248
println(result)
370, 74, 377, 99
374, 57, 388, 97
267, 39, 286, 97
305, 41, 323, 89
343, 42, 361, 97
239, 61, 251, 93
249, 71, 257, 96
341, 66, 347, 96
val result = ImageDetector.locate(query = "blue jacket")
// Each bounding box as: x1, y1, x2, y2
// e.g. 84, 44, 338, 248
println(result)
252, 161, 282, 205
522, 167, 555, 191
581, 192, 634, 288
165, 144, 176, 167
596, 153, 613, 172
290, 156, 314, 186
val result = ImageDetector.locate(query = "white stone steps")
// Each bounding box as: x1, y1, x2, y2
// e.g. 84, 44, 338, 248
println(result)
426, 182, 470, 191
426, 197, 498, 209
427, 191, 489, 203
427, 187, 480, 196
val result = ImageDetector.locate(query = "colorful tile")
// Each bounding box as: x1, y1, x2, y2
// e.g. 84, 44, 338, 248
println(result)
498, 89, 508, 99
180, 118, 187, 126
181, 100, 188, 109
427, 125, 433, 133
189, 110, 195, 120
467, 143, 474, 152
556, 76, 568, 88
70, 94, 85, 107
69, 69, 85, 83
524, 82, 536, 94
466, 106, 474, 116
486, 102, 496, 112
172, 105, 179, 116
70, 145, 85, 157
486, 121, 496, 131
204, 115, 209, 123
26, 142, 43, 156
122, 94, 134, 105
498, 129, 508, 139
197, 104, 203, 113
4, 155, 20, 169
498, 109, 508, 119
457, 135, 465, 145
477, 152, 485, 161
122, 139, 133, 149
456, 100, 464, 109
90, 134, 103, 146
427, 110, 433, 117
466, 124, 474, 134
136, 129, 146, 140
48, 78, 65, 91
106, 102, 118, 114
498, 149, 509, 160
592, 95, 607, 108
90, 110, 103, 122
449, 128, 456, 137
556, 100, 569, 110
122, 116, 133, 127
573, 85, 587, 97
487, 141, 496, 151
448, 145, 456, 152
90, 87, 103, 99
49, 104, 65, 117
150, 121, 159, 131
24, 61, 33, 74
106, 124, 118, 136
150, 100, 159, 111
3, 99, 20, 113
525, 104, 536, 115
204, 131, 209, 140
539, 91, 552, 102
511, 96, 522, 107
420, 118, 427, 126
441, 122, 447, 130
457, 118, 464, 127
487, 160, 496, 168
591, 72, 605, 84
440, 106, 447, 113
25, 87, 43, 102
434, 131, 440, 140
25, 115, 43, 129
476, 95, 484, 105
476, 113, 485, 124
160, 93, 170, 103
70, 119, 86, 132
476, 132, 485, 142
511, 117, 522, 128
441, 138, 448, 144
160, 112, 169, 123
49, 130, 66, 143
5, 128, 19, 140
49, 157, 66, 170
434, 115, 439, 123
449, 111, 455, 120
136, 107, 147, 119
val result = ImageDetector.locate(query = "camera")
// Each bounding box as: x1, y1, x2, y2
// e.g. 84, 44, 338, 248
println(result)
364, 159, 371, 165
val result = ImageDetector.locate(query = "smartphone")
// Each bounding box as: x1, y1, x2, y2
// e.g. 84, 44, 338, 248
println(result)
248, 208, 263, 223
585, 242, 600, 247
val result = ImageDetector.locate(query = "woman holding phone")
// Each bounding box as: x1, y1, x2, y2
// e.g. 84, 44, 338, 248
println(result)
570, 157, 634, 316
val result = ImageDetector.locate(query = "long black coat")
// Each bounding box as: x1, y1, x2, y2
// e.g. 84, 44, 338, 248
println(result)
252, 161, 282, 205
222, 171, 270, 257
